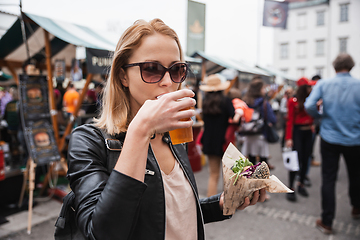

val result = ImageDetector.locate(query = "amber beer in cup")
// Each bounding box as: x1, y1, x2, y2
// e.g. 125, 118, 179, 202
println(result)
169, 106, 193, 145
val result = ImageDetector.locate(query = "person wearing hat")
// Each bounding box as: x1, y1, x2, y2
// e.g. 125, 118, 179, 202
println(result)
200, 74, 240, 197
285, 77, 315, 202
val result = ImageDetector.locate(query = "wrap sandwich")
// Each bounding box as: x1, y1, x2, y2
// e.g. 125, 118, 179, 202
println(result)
222, 143, 293, 215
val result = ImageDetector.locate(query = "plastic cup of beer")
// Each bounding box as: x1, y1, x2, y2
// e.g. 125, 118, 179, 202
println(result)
169, 101, 193, 145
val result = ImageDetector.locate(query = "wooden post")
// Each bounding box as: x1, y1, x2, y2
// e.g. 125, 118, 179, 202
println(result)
17, 157, 36, 234
44, 29, 60, 147
4, 61, 19, 85
59, 73, 93, 152
270, 85, 284, 100
18, 158, 30, 208
27, 159, 36, 234
224, 76, 238, 95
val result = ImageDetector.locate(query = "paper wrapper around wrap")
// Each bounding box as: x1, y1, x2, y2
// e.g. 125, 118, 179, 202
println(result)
222, 143, 293, 216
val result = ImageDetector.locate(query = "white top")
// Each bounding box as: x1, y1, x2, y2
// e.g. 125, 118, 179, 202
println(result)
161, 160, 197, 240
241, 135, 270, 158
280, 97, 288, 114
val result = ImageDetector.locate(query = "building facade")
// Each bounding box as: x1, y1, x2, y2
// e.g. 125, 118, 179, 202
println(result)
273, 0, 360, 80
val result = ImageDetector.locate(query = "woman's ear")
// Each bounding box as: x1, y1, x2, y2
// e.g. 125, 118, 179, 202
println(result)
120, 68, 129, 87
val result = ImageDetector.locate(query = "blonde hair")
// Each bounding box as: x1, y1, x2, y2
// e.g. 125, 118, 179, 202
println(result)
95, 19, 184, 135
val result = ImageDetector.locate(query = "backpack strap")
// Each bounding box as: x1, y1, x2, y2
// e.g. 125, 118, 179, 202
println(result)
99, 128, 123, 172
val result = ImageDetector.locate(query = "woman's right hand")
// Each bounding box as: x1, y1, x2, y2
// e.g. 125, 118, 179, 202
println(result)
130, 89, 196, 138
116, 89, 196, 182
285, 139, 293, 148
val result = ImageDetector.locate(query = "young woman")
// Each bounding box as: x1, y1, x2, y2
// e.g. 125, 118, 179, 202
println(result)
285, 77, 315, 202
67, 19, 265, 239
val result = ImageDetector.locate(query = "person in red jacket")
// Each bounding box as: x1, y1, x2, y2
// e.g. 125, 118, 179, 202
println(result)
285, 77, 316, 202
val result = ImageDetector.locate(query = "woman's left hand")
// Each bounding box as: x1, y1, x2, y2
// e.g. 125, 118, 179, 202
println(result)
237, 189, 266, 210
219, 188, 267, 211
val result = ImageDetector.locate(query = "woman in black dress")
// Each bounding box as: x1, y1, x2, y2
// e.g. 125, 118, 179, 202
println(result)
200, 74, 236, 197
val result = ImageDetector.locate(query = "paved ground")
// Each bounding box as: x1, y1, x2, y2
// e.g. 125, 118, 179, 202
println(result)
0, 135, 359, 240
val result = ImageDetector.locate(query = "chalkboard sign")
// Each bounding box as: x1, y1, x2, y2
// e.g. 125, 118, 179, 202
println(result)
19, 75, 60, 165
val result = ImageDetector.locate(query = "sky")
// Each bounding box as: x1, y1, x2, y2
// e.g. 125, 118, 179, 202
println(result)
0, 0, 276, 67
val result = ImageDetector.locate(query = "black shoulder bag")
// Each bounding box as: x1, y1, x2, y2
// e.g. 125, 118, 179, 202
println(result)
54, 130, 122, 240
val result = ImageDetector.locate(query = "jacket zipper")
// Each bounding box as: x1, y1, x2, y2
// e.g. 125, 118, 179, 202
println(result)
168, 143, 206, 239
145, 169, 155, 175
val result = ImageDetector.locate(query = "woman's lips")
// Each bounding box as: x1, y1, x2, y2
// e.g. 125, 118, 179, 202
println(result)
156, 93, 169, 99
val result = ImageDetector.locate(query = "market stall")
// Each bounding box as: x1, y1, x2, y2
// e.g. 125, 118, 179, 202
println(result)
0, 11, 116, 154
0, 12, 118, 230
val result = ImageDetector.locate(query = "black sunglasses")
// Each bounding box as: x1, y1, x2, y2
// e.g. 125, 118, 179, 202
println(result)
122, 62, 188, 84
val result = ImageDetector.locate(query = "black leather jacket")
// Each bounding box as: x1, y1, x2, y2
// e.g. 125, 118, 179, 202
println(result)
67, 124, 230, 240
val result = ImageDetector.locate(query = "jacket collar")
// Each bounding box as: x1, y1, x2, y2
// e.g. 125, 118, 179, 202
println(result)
336, 72, 351, 77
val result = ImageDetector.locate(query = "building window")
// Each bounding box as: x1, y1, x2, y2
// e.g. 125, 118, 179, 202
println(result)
280, 43, 288, 59
297, 41, 306, 58
316, 40, 325, 56
280, 68, 288, 74
316, 11, 325, 26
297, 68, 306, 78
340, 3, 349, 22
339, 38, 348, 53
315, 67, 324, 77
297, 13, 307, 29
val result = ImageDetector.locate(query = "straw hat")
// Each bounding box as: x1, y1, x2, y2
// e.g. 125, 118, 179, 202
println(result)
199, 74, 230, 92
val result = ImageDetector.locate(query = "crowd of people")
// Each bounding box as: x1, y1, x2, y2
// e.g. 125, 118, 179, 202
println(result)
195, 54, 359, 236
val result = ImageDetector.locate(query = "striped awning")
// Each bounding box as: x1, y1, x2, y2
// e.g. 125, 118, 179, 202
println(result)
0, 12, 116, 73
192, 51, 270, 77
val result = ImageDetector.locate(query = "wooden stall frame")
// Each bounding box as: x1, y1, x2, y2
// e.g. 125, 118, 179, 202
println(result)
44, 29, 59, 145
224, 75, 238, 95
17, 158, 36, 234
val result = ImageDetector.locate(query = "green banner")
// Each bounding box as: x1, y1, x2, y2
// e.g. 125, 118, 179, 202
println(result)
187, 0, 206, 56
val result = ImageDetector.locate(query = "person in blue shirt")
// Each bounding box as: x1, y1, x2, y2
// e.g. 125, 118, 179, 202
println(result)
304, 53, 360, 235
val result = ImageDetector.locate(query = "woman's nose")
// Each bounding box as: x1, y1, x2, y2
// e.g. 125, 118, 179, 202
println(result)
160, 72, 173, 86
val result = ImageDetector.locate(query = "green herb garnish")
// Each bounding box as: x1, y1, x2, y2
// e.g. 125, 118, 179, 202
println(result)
229, 156, 253, 185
